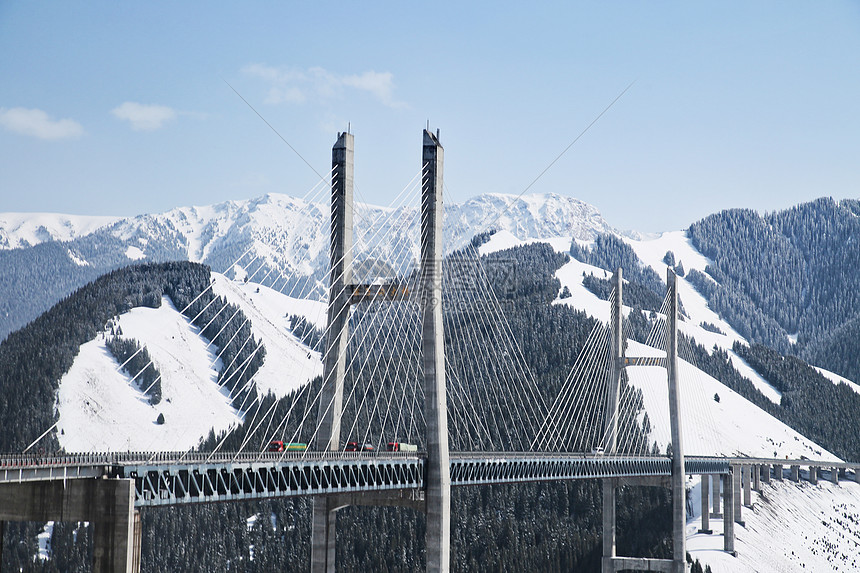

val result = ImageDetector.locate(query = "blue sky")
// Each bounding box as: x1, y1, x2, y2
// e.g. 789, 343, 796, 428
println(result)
1, 1, 859, 232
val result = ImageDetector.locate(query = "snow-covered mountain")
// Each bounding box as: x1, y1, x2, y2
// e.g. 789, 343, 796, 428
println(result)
0, 192, 615, 339
0, 212, 119, 249
0, 192, 614, 269
56, 272, 326, 452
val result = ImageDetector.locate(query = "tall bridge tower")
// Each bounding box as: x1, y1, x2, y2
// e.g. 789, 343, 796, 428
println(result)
421, 129, 451, 572
310, 129, 451, 572
310, 131, 354, 572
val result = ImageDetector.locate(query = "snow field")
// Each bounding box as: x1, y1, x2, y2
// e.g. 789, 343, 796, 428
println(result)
814, 366, 860, 397
687, 476, 860, 573
56, 297, 240, 452
625, 341, 836, 461
212, 273, 325, 398
0, 212, 118, 249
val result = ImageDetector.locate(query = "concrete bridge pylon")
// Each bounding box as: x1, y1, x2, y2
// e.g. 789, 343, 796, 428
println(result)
602, 268, 688, 573
310, 129, 451, 573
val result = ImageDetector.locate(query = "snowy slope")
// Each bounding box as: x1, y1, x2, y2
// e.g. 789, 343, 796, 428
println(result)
623, 230, 786, 404
687, 478, 860, 573
477, 229, 524, 255
212, 273, 325, 398
551, 230, 785, 404
56, 296, 240, 452
624, 340, 835, 461
33, 190, 860, 571
2, 191, 613, 274
55, 278, 323, 452
814, 366, 860, 396
0, 212, 119, 249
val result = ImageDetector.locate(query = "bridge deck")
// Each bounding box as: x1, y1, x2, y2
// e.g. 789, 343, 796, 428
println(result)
0, 452, 855, 507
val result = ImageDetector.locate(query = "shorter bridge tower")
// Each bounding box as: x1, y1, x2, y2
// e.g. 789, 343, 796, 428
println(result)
602, 267, 687, 573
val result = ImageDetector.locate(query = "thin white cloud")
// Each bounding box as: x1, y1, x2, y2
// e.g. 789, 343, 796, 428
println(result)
111, 102, 177, 131
341, 71, 398, 107
242, 64, 405, 108
0, 107, 84, 140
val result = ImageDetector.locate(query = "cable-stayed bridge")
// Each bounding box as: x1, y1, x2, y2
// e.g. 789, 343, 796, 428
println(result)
1, 130, 858, 573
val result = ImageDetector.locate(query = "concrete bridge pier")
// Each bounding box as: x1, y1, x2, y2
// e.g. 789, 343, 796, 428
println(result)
711, 475, 721, 517
831, 468, 840, 484
601, 268, 688, 572
790, 465, 799, 482
742, 466, 751, 507
722, 472, 735, 555
699, 475, 712, 534
601, 269, 622, 573
761, 464, 770, 484
773, 464, 783, 481
752, 465, 761, 492
311, 131, 355, 573
808, 467, 818, 485
731, 465, 743, 526
0, 478, 139, 573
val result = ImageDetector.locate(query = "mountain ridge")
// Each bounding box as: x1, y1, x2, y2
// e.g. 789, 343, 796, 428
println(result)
0, 191, 615, 340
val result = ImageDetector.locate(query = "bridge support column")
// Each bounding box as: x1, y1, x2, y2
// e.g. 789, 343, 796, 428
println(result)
699, 475, 711, 533
132, 510, 141, 573
761, 464, 771, 483
809, 467, 818, 485
731, 465, 743, 525
753, 465, 761, 492
0, 478, 138, 573
722, 473, 735, 555
742, 466, 751, 507
602, 482, 617, 573
421, 129, 450, 573
790, 465, 799, 482
831, 468, 839, 484
311, 131, 355, 573
711, 475, 721, 517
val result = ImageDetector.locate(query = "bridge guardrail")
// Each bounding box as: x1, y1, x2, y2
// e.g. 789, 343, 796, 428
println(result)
0, 450, 423, 470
